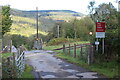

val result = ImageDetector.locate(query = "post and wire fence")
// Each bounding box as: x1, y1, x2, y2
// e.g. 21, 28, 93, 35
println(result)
55, 43, 94, 65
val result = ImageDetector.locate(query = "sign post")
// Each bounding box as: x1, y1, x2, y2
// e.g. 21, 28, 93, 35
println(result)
96, 22, 105, 54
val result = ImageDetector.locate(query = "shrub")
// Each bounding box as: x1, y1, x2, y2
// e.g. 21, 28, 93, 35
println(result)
47, 38, 74, 46
3, 34, 34, 50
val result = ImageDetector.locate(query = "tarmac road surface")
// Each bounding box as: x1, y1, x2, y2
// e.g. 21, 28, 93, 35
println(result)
25, 50, 105, 79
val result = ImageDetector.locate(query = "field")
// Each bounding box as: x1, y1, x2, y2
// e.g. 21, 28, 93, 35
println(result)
7, 16, 48, 37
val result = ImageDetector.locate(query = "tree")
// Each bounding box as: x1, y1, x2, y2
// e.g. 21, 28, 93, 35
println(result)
118, 12, 120, 63
72, 17, 95, 41
2, 5, 12, 36
0, 15, 2, 38
88, 2, 119, 60
88, 1, 96, 20
61, 21, 75, 38
53, 17, 95, 40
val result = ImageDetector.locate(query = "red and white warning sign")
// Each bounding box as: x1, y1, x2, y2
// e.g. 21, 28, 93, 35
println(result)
96, 22, 106, 38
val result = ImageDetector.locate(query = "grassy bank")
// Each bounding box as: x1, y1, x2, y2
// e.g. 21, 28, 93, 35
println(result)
21, 64, 34, 78
44, 41, 89, 51
56, 53, 118, 78
2, 53, 34, 78
2, 53, 13, 58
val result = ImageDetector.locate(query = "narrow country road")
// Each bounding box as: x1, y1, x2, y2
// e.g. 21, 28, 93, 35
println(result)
24, 50, 105, 79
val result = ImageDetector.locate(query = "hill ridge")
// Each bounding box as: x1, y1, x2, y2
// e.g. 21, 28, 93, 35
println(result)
23, 10, 79, 13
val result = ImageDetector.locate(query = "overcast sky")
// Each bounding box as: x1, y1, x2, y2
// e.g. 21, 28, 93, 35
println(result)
0, 0, 118, 14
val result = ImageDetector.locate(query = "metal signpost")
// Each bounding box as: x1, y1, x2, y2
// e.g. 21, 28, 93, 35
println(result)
96, 22, 105, 54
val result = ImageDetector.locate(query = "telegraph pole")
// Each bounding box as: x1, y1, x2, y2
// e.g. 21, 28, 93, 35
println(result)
36, 7, 39, 38
33, 7, 42, 50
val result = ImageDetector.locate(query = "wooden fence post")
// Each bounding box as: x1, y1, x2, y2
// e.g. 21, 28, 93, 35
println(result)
80, 45, 83, 58
63, 44, 66, 53
13, 53, 17, 78
7, 57, 11, 77
17, 48, 19, 58
10, 40, 12, 53
88, 46, 90, 65
88, 45, 94, 65
91, 45, 94, 63
7, 57, 10, 65
68, 44, 71, 55
13, 53, 15, 65
74, 44, 76, 58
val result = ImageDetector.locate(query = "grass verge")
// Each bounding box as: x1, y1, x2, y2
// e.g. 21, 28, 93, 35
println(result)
21, 64, 34, 78
44, 41, 89, 51
2, 53, 34, 78
2, 53, 13, 58
55, 53, 118, 78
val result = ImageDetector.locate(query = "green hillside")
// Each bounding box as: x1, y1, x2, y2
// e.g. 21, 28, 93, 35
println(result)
45, 12, 76, 21
7, 16, 47, 37
1, 7, 85, 37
